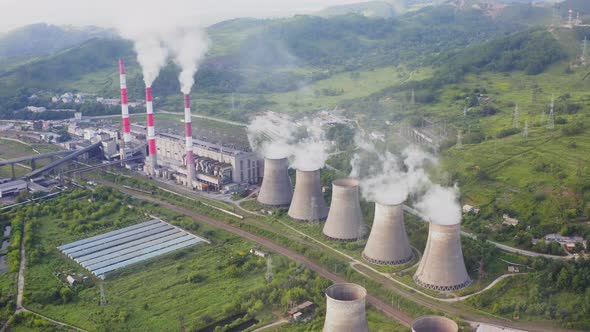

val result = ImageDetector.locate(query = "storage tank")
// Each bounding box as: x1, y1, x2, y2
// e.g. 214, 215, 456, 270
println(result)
414, 223, 471, 291
257, 158, 293, 207
323, 283, 369, 332
323, 178, 364, 241
288, 169, 328, 222
412, 316, 458, 332
362, 202, 413, 265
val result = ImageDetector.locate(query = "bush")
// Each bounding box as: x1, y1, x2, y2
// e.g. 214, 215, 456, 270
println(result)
562, 122, 585, 136
497, 127, 520, 138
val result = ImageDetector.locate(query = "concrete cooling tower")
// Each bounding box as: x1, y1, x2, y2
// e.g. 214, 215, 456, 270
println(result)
322, 178, 363, 241
362, 203, 413, 265
257, 158, 293, 207
288, 169, 328, 222
414, 223, 471, 291
323, 283, 369, 332
412, 316, 458, 332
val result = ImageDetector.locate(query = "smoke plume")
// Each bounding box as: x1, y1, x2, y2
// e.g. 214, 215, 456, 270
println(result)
131, 32, 169, 87
415, 184, 461, 226
167, 27, 209, 94
350, 134, 433, 205
247, 112, 330, 170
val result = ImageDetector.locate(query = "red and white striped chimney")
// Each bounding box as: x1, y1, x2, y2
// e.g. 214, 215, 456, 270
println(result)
146, 87, 157, 174
118, 59, 132, 146
184, 94, 195, 188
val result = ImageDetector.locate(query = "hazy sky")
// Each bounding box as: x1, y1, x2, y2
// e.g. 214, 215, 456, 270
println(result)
0, 0, 365, 32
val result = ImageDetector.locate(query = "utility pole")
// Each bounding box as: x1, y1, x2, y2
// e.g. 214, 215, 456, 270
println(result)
456, 130, 463, 149
582, 36, 587, 62
463, 105, 467, 117
99, 282, 107, 306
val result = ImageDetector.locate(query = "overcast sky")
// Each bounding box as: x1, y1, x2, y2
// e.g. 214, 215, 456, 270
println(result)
0, 0, 366, 32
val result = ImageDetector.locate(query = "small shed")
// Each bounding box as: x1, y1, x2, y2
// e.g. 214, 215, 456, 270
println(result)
66, 275, 78, 286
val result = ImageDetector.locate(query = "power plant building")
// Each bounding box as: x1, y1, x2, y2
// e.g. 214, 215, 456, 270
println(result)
156, 132, 262, 188
288, 169, 329, 222
362, 202, 413, 265
257, 158, 293, 207
323, 283, 369, 332
414, 223, 471, 291
323, 178, 364, 241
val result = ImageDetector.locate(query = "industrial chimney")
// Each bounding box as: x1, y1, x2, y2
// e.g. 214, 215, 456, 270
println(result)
118, 59, 132, 150
257, 158, 292, 207
323, 283, 369, 332
145, 87, 157, 175
362, 202, 413, 265
322, 178, 363, 241
412, 316, 458, 332
288, 169, 328, 222
414, 223, 471, 292
184, 94, 195, 189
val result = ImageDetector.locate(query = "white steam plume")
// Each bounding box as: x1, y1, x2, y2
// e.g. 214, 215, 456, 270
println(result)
247, 112, 331, 170
351, 134, 433, 205
132, 33, 169, 87
166, 27, 209, 94
415, 184, 462, 226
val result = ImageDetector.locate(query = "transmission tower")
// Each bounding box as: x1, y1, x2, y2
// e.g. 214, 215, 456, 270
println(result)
552, 7, 560, 27
99, 282, 107, 306
463, 105, 468, 117
357, 224, 365, 245
513, 104, 519, 129
265, 256, 273, 283
582, 36, 587, 62
523, 121, 529, 141
456, 130, 463, 149
548, 97, 555, 130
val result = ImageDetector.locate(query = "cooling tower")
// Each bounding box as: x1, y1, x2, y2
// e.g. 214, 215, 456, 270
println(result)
362, 203, 413, 265
257, 158, 293, 207
322, 178, 363, 241
288, 169, 328, 222
412, 316, 458, 332
414, 223, 471, 292
323, 283, 369, 332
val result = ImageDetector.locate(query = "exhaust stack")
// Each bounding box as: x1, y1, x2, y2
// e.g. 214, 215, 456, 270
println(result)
412, 316, 458, 332
118, 59, 132, 146
145, 87, 157, 175
257, 158, 293, 207
184, 94, 195, 188
414, 223, 471, 291
323, 178, 363, 241
288, 169, 328, 222
362, 203, 413, 265
322, 283, 368, 332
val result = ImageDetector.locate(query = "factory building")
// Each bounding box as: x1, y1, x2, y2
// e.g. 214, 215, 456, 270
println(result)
156, 132, 262, 188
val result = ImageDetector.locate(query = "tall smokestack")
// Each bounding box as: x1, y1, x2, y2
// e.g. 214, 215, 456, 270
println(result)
414, 223, 471, 291
362, 203, 413, 265
288, 169, 328, 222
118, 59, 132, 147
323, 283, 368, 332
145, 87, 157, 175
184, 94, 195, 188
412, 316, 458, 332
257, 158, 293, 207
323, 178, 363, 241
